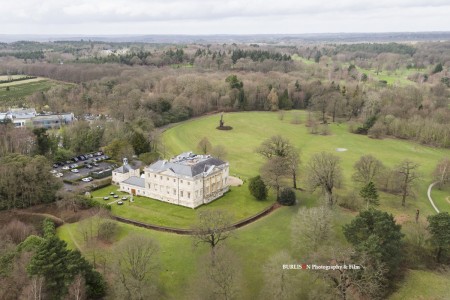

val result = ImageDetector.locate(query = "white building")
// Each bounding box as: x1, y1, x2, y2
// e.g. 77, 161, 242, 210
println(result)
116, 152, 229, 208
112, 158, 140, 184
0, 108, 75, 128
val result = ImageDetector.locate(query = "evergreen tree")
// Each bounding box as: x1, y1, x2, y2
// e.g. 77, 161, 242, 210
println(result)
27, 236, 70, 299
427, 212, 450, 263
279, 187, 296, 206
360, 181, 379, 208
343, 209, 404, 280
248, 175, 268, 200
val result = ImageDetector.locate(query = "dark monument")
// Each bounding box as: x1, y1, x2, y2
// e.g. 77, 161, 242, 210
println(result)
216, 112, 233, 130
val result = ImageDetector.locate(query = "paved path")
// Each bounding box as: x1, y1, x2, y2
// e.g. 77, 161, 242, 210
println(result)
427, 182, 440, 213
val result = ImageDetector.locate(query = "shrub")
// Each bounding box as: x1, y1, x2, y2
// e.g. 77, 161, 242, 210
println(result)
42, 218, 56, 238
0, 219, 35, 244
139, 152, 160, 165
248, 175, 268, 200
98, 220, 118, 242
279, 188, 296, 206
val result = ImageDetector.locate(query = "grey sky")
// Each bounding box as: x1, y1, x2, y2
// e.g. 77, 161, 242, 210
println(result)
2, 0, 450, 34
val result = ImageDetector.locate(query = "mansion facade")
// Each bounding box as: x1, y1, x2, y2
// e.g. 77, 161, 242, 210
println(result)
112, 152, 229, 208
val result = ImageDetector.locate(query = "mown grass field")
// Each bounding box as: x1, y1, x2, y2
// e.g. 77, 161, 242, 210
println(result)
90, 183, 275, 228
0, 77, 71, 108
163, 111, 450, 214
58, 111, 450, 299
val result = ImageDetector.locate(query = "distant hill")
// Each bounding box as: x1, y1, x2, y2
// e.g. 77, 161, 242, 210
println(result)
1, 32, 450, 44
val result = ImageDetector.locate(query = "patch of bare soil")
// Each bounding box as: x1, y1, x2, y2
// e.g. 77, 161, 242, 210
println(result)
395, 214, 411, 225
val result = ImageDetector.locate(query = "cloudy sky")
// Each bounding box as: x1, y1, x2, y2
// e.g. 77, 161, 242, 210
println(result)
2, 0, 450, 35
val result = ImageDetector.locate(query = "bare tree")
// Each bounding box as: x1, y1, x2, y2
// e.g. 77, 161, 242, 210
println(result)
396, 160, 421, 206
260, 251, 300, 300
115, 234, 160, 300
67, 273, 86, 300
189, 246, 241, 300
292, 206, 331, 252
260, 157, 290, 200
197, 137, 212, 154
286, 151, 301, 189
192, 210, 234, 258
307, 152, 343, 206
433, 158, 450, 189
257, 135, 300, 190
256, 135, 294, 159
352, 155, 384, 185
211, 144, 228, 160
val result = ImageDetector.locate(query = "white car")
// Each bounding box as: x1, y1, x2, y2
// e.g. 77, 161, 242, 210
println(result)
81, 177, 91, 182
57, 173, 63, 177
62, 166, 70, 170
50, 170, 57, 174
71, 169, 79, 173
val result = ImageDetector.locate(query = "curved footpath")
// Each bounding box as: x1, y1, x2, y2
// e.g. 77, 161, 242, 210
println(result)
427, 182, 440, 213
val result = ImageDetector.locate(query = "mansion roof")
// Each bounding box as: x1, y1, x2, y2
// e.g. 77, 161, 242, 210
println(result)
147, 152, 226, 177
122, 176, 145, 187
114, 164, 139, 174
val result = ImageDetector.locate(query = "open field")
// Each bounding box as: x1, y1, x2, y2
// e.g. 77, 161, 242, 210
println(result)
163, 111, 450, 214
90, 183, 275, 228
390, 269, 450, 300
57, 111, 450, 299
0, 79, 55, 107
0, 77, 46, 87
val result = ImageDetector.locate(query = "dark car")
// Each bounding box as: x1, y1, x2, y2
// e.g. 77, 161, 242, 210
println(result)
78, 155, 86, 161
72, 157, 79, 162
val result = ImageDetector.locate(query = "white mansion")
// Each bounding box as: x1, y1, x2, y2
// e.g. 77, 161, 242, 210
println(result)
112, 152, 230, 208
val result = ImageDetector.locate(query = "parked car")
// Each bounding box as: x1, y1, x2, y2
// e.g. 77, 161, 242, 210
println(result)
113, 195, 119, 198
62, 166, 70, 170
121, 197, 127, 200
86, 164, 93, 169
57, 173, 63, 177
71, 169, 79, 173
117, 201, 123, 205
103, 196, 109, 200
50, 170, 57, 174
53, 163, 59, 168
92, 162, 99, 167
72, 157, 79, 162
81, 177, 92, 182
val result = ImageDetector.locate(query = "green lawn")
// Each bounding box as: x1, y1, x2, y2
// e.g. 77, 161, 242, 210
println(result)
390, 269, 450, 300
57, 111, 450, 299
430, 185, 450, 213
91, 183, 275, 228
0, 78, 72, 108
163, 111, 450, 216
